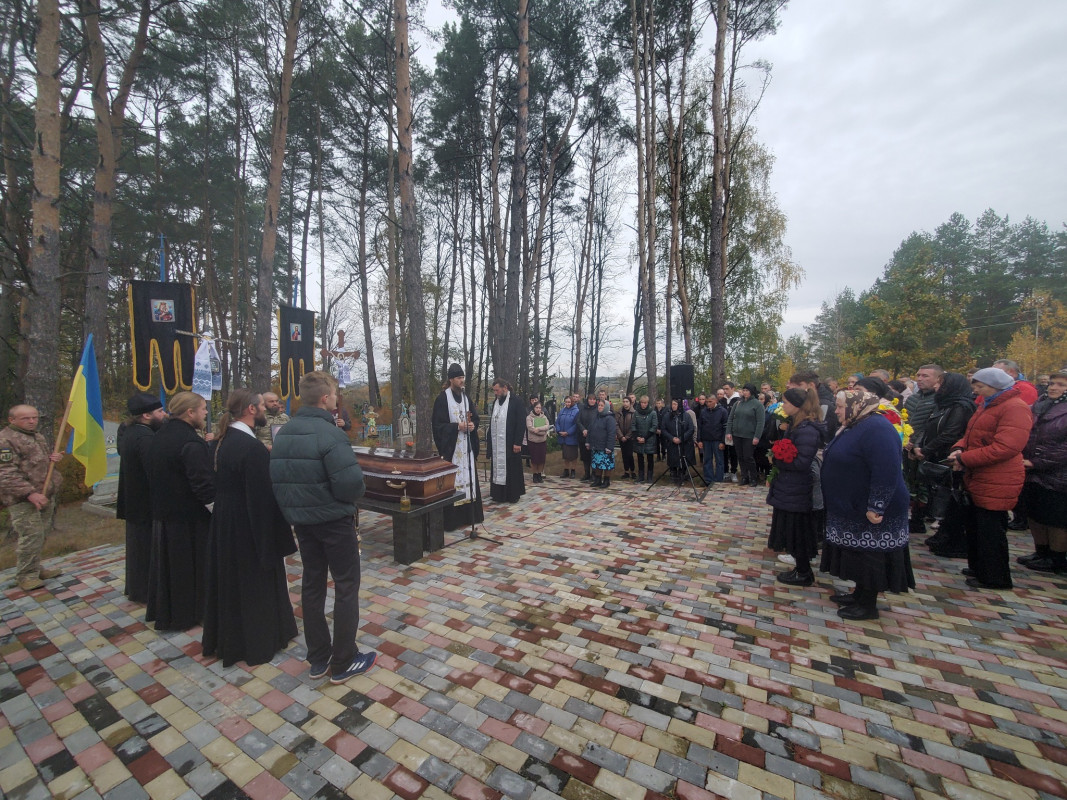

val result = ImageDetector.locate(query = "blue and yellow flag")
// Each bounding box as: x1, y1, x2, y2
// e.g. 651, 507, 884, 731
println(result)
68, 335, 107, 486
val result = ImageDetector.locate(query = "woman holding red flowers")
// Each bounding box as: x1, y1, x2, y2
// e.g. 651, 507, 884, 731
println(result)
766, 388, 826, 586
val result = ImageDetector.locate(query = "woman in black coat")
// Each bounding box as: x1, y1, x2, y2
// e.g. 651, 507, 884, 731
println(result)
766, 388, 826, 586
663, 399, 696, 485
1019, 369, 1067, 572
586, 399, 617, 489
577, 394, 599, 482
915, 372, 976, 555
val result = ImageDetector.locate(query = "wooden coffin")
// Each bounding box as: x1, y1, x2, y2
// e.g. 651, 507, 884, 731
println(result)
353, 446, 458, 505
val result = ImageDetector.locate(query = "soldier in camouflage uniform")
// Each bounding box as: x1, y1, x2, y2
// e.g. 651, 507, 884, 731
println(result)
0, 405, 63, 591
255, 392, 290, 450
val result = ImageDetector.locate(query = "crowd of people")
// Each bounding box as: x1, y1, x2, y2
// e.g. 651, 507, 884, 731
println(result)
0, 372, 377, 683
756, 360, 1065, 619
2, 356, 1062, 668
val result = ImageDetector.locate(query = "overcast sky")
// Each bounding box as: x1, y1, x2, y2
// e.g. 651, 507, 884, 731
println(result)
408, 0, 1066, 375
740, 0, 1067, 334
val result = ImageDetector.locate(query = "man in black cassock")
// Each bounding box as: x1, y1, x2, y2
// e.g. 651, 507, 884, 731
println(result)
116, 392, 166, 603
432, 364, 484, 532
146, 391, 215, 631
487, 378, 526, 503
202, 390, 297, 667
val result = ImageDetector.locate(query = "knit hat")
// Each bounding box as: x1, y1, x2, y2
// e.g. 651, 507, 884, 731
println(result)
783, 388, 808, 408
447, 363, 464, 379
856, 376, 889, 398
971, 367, 1014, 391
127, 392, 163, 416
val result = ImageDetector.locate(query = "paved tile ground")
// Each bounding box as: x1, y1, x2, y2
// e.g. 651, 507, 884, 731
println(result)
3, 475, 1067, 800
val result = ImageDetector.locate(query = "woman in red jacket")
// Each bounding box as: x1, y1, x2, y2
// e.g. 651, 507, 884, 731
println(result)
946, 368, 1033, 590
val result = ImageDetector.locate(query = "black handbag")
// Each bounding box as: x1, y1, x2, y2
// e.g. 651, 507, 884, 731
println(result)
918, 459, 952, 484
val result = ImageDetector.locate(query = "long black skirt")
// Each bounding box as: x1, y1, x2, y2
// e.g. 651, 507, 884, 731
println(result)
1023, 483, 1067, 528
125, 520, 152, 603
146, 517, 210, 631
767, 508, 819, 565
821, 541, 915, 594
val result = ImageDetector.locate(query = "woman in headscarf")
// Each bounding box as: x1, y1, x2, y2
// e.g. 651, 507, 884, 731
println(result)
917, 372, 978, 556
766, 388, 826, 586
820, 388, 913, 620
946, 367, 1033, 589
1019, 369, 1067, 573
586, 398, 617, 489
663, 398, 695, 485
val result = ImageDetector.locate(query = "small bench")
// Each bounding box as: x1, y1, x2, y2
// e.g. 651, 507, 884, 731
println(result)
356, 492, 463, 565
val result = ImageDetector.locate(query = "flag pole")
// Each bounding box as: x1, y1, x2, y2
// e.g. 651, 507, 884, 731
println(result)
158, 233, 166, 410
41, 397, 74, 495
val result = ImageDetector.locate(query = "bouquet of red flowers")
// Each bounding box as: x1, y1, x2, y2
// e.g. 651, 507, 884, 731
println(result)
771, 438, 798, 464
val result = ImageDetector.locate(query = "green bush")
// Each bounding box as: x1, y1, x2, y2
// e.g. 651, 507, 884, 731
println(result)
55, 455, 93, 505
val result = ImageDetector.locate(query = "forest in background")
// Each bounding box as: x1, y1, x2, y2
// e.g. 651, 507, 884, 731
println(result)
2, 0, 1064, 446
788, 209, 1067, 387
1, 0, 799, 447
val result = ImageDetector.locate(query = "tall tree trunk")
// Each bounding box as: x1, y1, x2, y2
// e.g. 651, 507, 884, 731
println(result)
251, 0, 303, 389
633, 0, 658, 402
80, 0, 152, 363
709, 0, 728, 386
441, 172, 460, 377
0, 26, 28, 406
627, 282, 642, 394
572, 143, 597, 395
24, 0, 62, 436
496, 0, 529, 389
394, 0, 430, 450
357, 121, 381, 405
386, 100, 403, 425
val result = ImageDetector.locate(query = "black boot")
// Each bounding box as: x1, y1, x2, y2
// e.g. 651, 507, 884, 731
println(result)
1027, 551, 1067, 573
1018, 544, 1050, 565
581, 469, 591, 482
591, 474, 603, 488
602, 476, 611, 489
638, 469, 645, 482
909, 509, 927, 534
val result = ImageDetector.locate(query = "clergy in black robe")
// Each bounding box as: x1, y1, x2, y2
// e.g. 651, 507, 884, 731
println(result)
146, 392, 215, 631
487, 379, 526, 503
116, 392, 166, 603
432, 364, 484, 531
202, 391, 297, 667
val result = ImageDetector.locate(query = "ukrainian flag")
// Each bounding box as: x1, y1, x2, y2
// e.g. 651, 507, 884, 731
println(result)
68, 335, 107, 486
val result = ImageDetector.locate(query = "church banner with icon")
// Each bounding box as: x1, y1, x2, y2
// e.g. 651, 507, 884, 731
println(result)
127, 280, 196, 391
278, 305, 315, 399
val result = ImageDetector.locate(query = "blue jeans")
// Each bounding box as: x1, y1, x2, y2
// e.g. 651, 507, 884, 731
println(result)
702, 441, 724, 483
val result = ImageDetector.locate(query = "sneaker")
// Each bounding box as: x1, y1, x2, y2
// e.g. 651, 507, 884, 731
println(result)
308, 661, 331, 680
330, 651, 377, 684
777, 554, 796, 566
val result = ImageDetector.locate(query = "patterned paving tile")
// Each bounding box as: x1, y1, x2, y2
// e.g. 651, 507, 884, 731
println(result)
3, 477, 1067, 799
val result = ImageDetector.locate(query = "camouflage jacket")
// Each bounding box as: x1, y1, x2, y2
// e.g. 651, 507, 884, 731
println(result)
0, 425, 62, 506
255, 411, 290, 447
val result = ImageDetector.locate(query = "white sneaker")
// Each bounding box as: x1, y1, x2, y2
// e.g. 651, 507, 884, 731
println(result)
777, 554, 796, 566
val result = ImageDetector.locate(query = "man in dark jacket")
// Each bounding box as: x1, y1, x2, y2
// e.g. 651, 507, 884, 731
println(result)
271, 371, 375, 683
697, 396, 728, 484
